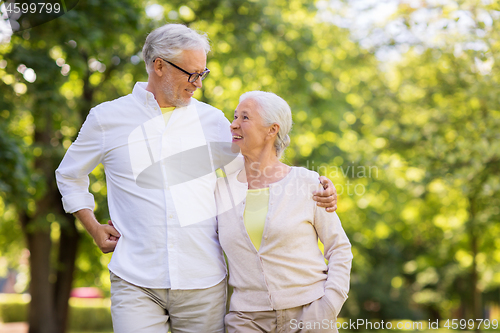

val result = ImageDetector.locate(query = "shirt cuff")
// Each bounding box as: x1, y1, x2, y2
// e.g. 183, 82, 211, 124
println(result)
61, 193, 95, 213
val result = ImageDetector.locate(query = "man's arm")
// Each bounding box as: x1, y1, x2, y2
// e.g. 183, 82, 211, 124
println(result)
56, 109, 119, 253
313, 176, 338, 212
74, 209, 120, 253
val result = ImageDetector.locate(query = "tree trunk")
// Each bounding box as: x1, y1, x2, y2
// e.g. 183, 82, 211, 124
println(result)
21, 109, 81, 332
20, 213, 56, 333
54, 215, 79, 333
21, 195, 80, 333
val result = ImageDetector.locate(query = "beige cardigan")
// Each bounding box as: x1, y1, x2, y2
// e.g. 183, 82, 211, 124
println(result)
215, 167, 352, 314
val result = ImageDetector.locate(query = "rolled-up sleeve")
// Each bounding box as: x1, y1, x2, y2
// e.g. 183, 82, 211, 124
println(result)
55, 109, 104, 213
314, 208, 353, 317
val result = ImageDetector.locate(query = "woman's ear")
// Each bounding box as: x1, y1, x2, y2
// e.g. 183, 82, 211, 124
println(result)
268, 124, 280, 138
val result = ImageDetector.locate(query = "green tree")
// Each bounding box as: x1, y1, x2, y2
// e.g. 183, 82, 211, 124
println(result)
374, 41, 500, 320
1, 0, 147, 331
3, 0, 499, 330
2, 0, 387, 329
373, 1, 500, 321
315, 0, 500, 321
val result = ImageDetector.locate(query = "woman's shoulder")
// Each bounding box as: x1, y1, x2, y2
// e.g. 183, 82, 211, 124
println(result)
290, 166, 321, 185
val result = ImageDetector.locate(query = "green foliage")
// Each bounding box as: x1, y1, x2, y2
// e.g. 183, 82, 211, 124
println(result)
365, 44, 500, 317
0, 124, 30, 209
0, 126, 27, 271
1, 0, 499, 325
1, 0, 152, 294
0, 294, 29, 323
68, 298, 112, 332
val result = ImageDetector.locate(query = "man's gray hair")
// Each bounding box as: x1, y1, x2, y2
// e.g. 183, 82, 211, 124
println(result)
239, 91, 293, 159
142, 24, 210, 74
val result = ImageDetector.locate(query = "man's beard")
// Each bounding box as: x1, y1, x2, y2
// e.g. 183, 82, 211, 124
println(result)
162, 80, 190, 108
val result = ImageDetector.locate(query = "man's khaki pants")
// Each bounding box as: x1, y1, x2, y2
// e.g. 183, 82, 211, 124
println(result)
110, 271, 226, 333
225, 296, 338, 333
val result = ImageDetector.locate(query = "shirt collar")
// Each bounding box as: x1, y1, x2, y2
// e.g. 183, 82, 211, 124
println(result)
132, 81, 194, 109
132, 82, 157, 107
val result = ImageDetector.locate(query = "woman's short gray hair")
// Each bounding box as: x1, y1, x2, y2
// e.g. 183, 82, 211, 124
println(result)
239, 91, 293, 159
142, 24, 210, 74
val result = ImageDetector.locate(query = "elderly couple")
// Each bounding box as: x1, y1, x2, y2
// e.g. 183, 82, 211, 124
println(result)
56, 24, 352, 333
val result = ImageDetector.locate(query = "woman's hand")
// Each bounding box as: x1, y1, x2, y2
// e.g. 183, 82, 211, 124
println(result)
313, 176, 338, 212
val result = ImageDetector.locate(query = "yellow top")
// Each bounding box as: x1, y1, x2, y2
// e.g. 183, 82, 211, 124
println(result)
215, 168, 226, 178
160, 107, 175, 125
243, 188, 270, 251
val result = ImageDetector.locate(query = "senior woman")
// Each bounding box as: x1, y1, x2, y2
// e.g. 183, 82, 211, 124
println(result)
215, 91, 352, 333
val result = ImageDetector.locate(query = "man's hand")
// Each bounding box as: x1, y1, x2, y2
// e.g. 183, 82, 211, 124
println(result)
89, 221, 121, 253
74, 209, 121, 253
312, 176, 337, 213
107, 220, 119, 242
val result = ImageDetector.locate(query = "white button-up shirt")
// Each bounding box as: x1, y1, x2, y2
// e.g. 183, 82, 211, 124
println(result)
56, 82, 241, 289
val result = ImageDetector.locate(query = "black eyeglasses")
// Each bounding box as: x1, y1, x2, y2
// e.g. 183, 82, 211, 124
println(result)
156, 58, 210, 83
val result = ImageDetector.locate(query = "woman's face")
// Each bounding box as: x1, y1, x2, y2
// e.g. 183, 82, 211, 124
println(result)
230, 98, 272, 155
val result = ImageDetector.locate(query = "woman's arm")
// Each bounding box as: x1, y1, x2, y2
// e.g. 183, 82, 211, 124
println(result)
313, 206, 353, 317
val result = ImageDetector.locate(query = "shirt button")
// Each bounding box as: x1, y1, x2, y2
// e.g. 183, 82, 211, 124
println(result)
169, 215, 173, 219
264, 236, 268, 240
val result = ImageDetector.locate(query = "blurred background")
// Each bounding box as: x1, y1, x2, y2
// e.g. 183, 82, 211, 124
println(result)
0, 0, 499, 332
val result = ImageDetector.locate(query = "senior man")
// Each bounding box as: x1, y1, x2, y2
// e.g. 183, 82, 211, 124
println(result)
56, 24, 337, 333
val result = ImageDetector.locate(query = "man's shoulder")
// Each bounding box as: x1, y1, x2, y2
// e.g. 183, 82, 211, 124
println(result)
92, 93, 135, 113
191, 98, 220, 111
191, 99, 225, 117
191, 99, 231, 141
